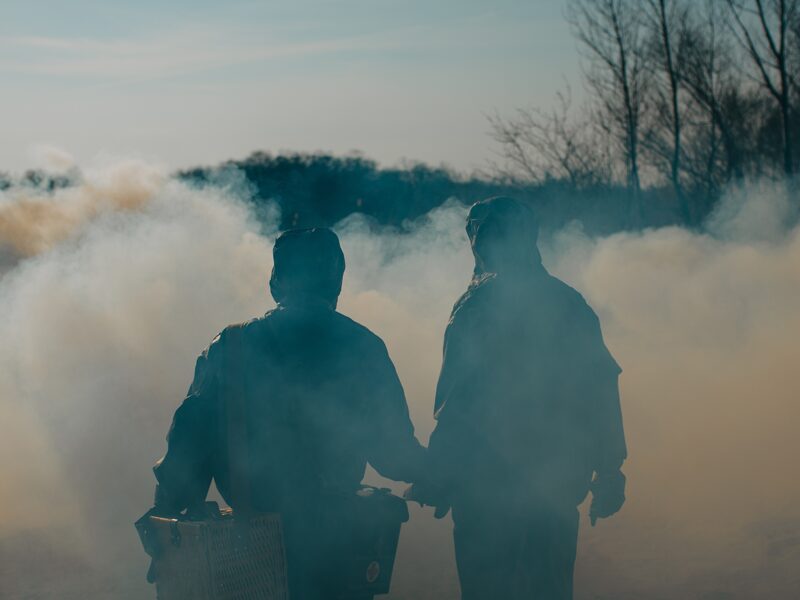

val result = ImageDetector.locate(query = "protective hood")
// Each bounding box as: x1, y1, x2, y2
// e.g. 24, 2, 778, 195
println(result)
269, 227, 345, 309
466, 196, 542, 276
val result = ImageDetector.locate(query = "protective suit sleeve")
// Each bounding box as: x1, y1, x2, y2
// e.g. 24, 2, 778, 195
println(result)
426, 297, 484, 495
364, 338, 427, 483
151, 336, 222, 514
581, 309, 627, 474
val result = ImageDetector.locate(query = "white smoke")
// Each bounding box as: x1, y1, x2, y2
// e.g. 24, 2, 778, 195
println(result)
0, 157, 798, 599
0, 159, 164, 260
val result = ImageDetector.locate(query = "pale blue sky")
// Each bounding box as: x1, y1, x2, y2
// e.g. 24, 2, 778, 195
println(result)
0, 0, 580, 173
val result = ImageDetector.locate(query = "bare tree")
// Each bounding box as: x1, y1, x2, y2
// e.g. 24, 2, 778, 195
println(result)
488, 88, 613, 188
485, 0, 800, 228
726, 0, 799, 176
681, 1, 739, 193
642, 0, 691, 217
567, 0, 651, 224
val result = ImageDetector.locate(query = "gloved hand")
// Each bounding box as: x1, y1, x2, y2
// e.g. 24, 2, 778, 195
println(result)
589, 469, 626, 526
403, 483, 451, 519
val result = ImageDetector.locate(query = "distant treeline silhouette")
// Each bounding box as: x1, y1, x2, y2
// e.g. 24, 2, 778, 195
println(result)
178, 152, 688, 235
0, 151, 709, 237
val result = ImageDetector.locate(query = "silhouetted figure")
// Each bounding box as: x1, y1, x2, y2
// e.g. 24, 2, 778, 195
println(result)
148, 228, 426, 599
410, 197, 626, 600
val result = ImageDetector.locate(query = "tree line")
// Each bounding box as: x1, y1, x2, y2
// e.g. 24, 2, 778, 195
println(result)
0, 150, 707, 239
490, 0, 800, 226
180, 152, 673, 235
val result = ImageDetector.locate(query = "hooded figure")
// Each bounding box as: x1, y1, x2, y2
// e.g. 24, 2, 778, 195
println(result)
410, 197, 626, 600
146, 228, 426, 599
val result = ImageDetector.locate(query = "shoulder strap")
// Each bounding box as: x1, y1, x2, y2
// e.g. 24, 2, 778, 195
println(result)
224, 326, 253, 517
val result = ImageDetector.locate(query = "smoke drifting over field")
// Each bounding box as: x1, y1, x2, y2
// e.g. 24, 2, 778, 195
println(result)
0, 157, 798, 599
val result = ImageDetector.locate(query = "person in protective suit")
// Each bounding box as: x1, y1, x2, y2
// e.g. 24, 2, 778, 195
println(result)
142, 228, 426, 599
408, 197, 627, 600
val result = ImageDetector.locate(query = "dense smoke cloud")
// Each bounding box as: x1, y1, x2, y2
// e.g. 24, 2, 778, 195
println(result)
0, 160, 163, 260
0, 157, 797, 599
544, 187, 800, 599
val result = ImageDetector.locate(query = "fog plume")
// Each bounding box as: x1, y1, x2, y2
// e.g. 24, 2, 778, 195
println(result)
0, 159, 163, 260
0, 158, 797, 599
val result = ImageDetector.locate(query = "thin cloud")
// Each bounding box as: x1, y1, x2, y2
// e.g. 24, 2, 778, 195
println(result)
0, 27, 380, 79
0, 24, 433, 81
0, 15, 538, 83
